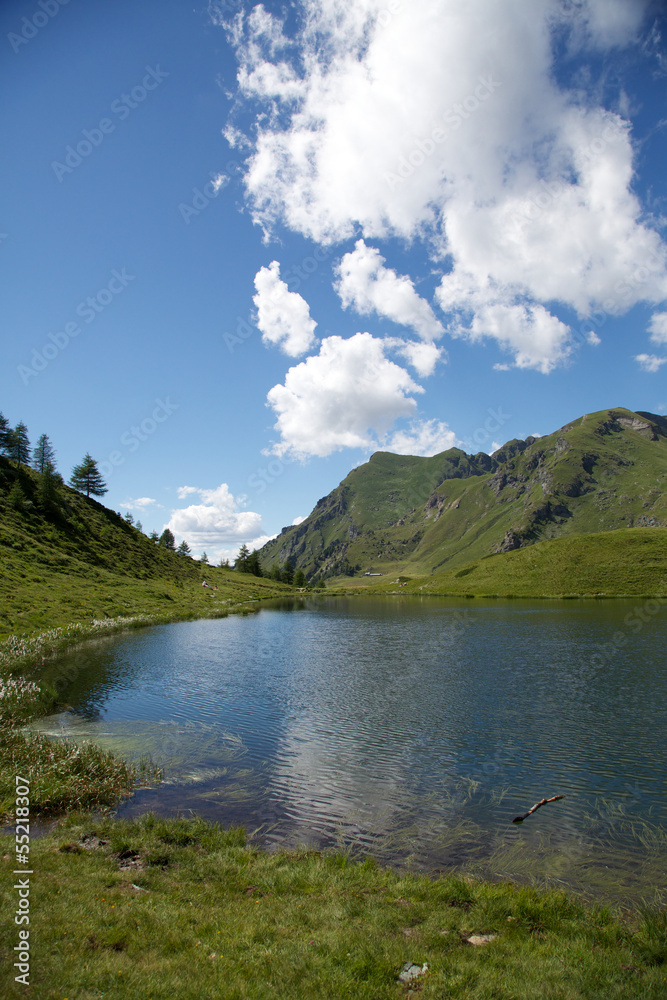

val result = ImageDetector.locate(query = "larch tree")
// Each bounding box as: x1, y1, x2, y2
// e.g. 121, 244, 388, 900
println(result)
11, 422, 31, 466
0, 412, 11, 455
69, 453, 108, 497
32, 433, 57, 474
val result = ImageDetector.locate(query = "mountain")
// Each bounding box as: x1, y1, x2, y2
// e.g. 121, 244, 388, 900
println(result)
258, 408, 667, 581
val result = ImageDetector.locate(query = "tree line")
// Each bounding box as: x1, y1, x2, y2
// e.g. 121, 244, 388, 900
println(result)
1, 411, 316, 585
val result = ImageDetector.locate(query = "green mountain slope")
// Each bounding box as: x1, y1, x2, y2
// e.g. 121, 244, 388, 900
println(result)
0, 458, 287, 641
259, 408, 667, 581
380, 527, 667, 598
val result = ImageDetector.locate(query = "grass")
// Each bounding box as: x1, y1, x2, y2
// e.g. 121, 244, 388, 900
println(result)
1, 813, 665, 999
371, 527, 667, 598
0, 724, 160, 819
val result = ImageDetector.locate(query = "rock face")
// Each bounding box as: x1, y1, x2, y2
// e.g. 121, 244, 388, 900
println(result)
258, 407, 667, 580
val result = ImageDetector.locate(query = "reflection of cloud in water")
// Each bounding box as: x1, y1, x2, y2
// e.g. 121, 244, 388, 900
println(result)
271, 717, 405, 838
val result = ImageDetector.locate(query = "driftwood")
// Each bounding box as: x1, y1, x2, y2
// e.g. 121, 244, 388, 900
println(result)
512, 794, 567, 824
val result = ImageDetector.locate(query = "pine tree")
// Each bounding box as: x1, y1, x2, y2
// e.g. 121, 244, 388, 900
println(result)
7, 481, 26, 510
32, 433, 57, 474
69, 453, 108, 497
159, 528, 175, 550
124, 511, 134, 525
294, 569, 306, 588
177, 540, 191, 556
246, 549, 262, 577
37, 464, 60, 511
235, 543, 250, 572
0, 412, 11, 455
149, 530, 159, 544
11, 422, 31, 466
282, 558, 295, 585
200, 551, 209, 564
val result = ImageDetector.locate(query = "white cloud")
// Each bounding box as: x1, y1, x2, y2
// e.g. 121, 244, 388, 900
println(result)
635, 353, 667, 373
292, 515, 306, 525
165, 484, 265, 554
266, 331, 423, 459
253, 260, 317, 356
226, 0, 667, 375
335, 240, 443, 340
587, 331, 602, 346
386, 419, 458, 457
649, 312, 667, 345
177, 485, 200, 499
561, 0, 650, 50
124, 496, 160, 509
389, 340, 444, 378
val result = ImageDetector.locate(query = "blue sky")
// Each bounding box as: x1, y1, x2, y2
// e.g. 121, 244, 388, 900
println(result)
1, 0, 666, 562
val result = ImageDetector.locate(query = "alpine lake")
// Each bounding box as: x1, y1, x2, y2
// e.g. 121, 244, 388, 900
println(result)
31, 596, 667, 909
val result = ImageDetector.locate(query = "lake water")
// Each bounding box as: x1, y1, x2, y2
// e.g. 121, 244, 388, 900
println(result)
34, 596, 667, 906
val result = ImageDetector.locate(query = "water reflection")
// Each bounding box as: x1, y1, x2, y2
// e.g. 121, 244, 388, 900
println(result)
32, 596, 667, 905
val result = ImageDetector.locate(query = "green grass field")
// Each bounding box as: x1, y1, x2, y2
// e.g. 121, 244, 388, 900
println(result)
1, 813, 665, 999
370, 528, 667, 598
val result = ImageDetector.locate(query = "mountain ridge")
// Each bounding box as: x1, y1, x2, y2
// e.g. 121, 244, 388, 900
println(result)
258, 407, 667, 581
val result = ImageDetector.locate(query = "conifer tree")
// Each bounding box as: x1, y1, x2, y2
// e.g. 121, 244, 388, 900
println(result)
294, 569, 306, 588
246, 549, 262, 577
37, 464, 60, 511
0, 412, 11, 455
8, 481, 26, 510
11, 422, 31, 466
69, 453, 108, 497
149, 530, 159, 544
177, 540, 191, 556
32, 433, 57, 474
235, 543, 250, 572
282, 558, 295, 585
159, 528, 176, 550
200, 551, 209, 564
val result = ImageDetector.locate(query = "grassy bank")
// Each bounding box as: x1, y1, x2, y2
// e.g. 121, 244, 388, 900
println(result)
1, 813, 665, 999
358, 527, 667, 598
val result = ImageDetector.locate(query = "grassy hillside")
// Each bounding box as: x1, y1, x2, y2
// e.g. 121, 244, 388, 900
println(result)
369, 528, 667, 598
0, 456, 290, 643
259, 408, 667, 582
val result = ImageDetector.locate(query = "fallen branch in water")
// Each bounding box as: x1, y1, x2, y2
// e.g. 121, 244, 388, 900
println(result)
512, 794, 567, 824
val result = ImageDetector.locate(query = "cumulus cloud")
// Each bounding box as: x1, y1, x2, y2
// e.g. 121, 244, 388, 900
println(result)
266, 332, 423, 459
124, 497, 160, 509
386, 419, 458, 457
335, 240, 444, 340
165, 484, 266, 558
635, 353, 667, 373
388, 339, 444, 378
177, 485, 200, 499
225, 0, 667, 374
649, 312, 667, 345
253, 260, 318, 355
